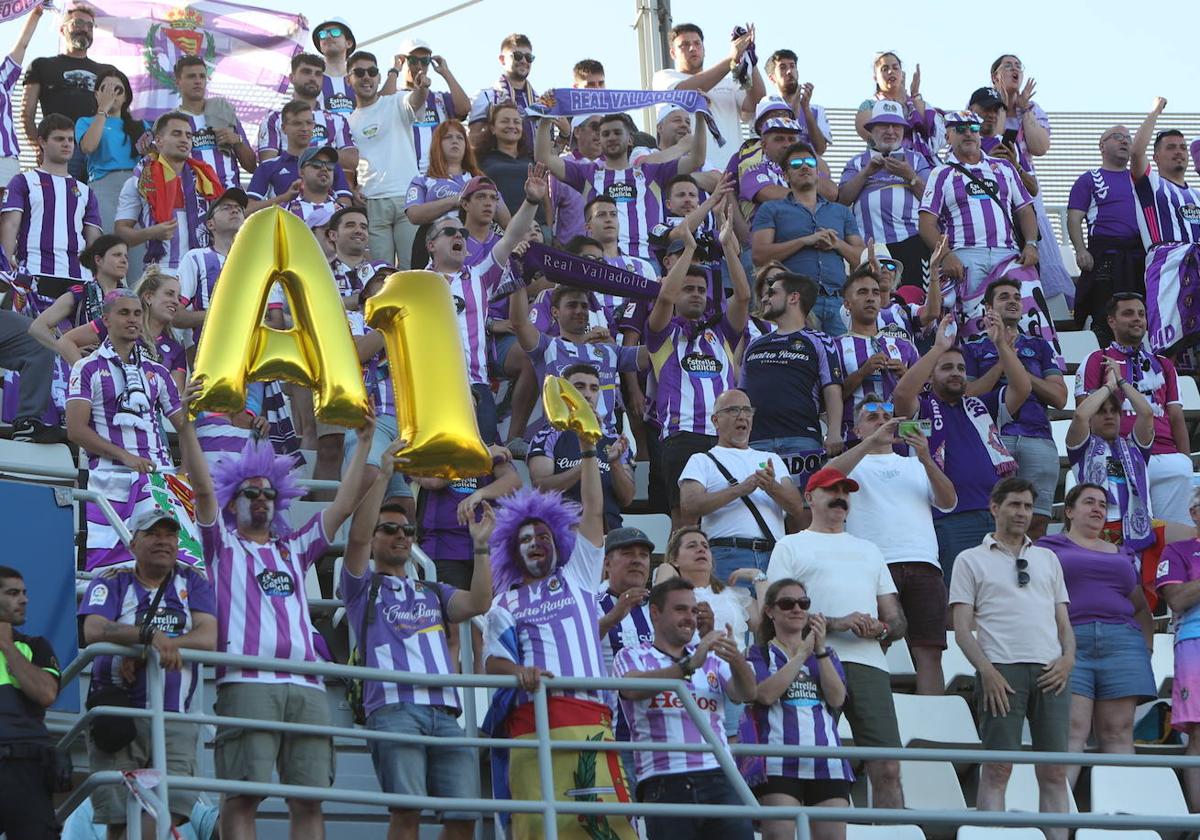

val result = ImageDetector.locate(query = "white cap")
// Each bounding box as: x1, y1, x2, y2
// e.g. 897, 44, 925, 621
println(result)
571, 114, 600, 130
397, 37, 432, 55
655, 102, 685, 126
754, 97, 794, 129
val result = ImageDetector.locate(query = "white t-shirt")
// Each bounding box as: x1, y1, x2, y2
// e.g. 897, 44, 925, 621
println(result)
693, 585, 752, 650
678, 445, 790, 541
652, 68, 745, 172
845, 453, 952, 568
767, 530, 897, 670
347, 94, 423, 199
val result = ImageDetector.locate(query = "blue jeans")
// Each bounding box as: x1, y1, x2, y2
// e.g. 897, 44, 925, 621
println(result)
638, 770, 754, 840
711, 545, 772, 593
934, 509, 995, 586
812, 294, 846, 337
471, 382, 499, 444
750, 436, 824, 483
342, 412, 412, 499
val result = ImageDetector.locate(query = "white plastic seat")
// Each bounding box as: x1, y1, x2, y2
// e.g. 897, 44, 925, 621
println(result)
893, 693, 980, 747
886, 638, 916, 680
898, 760, 967, 810
958, 828, 1045, 840
1057, 331, 1100, 372
943, 631, 978, 691
1003, 762, 1077, 813
1151, 633, 1175, 695
1088, 765, 1188, 816
847, 825, 925, 840
1178, 374, 1200, 417
620, 513, 673, 554
1075, 830, 1164, 840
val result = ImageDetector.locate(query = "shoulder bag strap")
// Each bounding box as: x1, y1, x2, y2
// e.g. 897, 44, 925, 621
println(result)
704, 452, 776, 544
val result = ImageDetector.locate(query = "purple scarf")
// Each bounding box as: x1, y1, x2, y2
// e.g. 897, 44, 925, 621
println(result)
528, 88, 726, 147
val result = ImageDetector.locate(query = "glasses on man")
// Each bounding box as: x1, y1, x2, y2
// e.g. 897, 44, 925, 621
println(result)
238, 487, 278, 501
303, 160, 336, 171
375, 522, 416, 537
879, 259, 898, 272
317, 26, 343, 40
435, 226, 469, 240
351, 66, 380, 79
1016, 555, 1030, 587
787, 156, 818, 170
407, 55, 432, 67
861, 401, 894, 414
1102, 132, 1132, 143
772, 596, 811, 612
952, 124, 982, 135
509, 50, 535, 63
716, 405, 756, 418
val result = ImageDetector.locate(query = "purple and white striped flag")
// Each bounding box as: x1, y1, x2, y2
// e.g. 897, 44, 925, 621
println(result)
0, 0, 43, 25
86, 0, 305, 126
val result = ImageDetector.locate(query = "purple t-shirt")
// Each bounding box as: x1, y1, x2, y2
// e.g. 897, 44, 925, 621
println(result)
419, 472, 495, 563
1067, 168, 1140, 241
1035, 532, 1139, 629
918, 389, 1003, 516
962, 333, 1060, 439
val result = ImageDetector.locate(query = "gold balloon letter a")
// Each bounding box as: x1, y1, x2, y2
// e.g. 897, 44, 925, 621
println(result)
365, 270, 492, 479
191, 208, 369, 427
542, 375, 602, 447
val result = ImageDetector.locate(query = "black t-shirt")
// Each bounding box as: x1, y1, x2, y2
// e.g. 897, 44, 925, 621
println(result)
0, 631, 59, 744
528, 429, 625, 530
24, 55, 111, 123
481, 149, 546, 224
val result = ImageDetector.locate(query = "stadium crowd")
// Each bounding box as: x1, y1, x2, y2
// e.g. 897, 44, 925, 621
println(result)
2, 4, 1200, 839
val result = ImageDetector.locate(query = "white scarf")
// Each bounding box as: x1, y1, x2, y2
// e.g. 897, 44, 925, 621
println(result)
98, 340, 154, 433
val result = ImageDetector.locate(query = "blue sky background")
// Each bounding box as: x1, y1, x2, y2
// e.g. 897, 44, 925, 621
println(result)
0, 0, 1189, 115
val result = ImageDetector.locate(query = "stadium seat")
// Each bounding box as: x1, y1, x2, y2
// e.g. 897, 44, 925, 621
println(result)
846, 824, 926, 840
1151, 634, 1175, 696
1004, 762, 1077, 813
1058, 244, 1081, 280
621, 513, 672, 554
0, 440, 75, 485
1051, 419, 1073, 462
893, 693, 980, 747
1049, 375, 1077, 419
1088, 765, 1188, 816
1075, 830, 1164, 840
898, 760, 967, 810
958, 828, 1044, 840
943, 631, 978, 692
886, 638, 916, 682
1178, 375, 1200, 417
1057, 331, 1100, 373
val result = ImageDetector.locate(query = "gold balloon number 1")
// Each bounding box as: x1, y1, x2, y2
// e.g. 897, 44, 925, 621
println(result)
191, 208, 491, 479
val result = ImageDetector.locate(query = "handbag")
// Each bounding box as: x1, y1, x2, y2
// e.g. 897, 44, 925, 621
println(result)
704, 452, 776, 546
86, 575, 171, 753
945, 160, 1037, 251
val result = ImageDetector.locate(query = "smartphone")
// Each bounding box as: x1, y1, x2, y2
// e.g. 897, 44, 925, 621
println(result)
801, 623, 812, 640
1002, 127, 1019, 149
898, 419, 932, 438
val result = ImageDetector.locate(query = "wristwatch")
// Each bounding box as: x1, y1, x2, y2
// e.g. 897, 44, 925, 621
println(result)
753, 571, 768, 583
677, 654, 697, 678
1026, 240, 1039, 249
387, 68, 400, 76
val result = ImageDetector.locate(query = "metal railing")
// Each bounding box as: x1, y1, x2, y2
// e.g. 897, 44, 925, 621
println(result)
55, 642, 1200, 840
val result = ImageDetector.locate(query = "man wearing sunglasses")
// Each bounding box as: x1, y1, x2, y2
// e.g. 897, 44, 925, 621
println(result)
950, 477, 1073, 833
1066, 125, 1144, 346
767, 466, 908, 810
340, 439, 496, 840
751, 140, 864, 336
310, 18, 356, 116
918, 110, 1039, 313
257, 54, 358, 184
467, 34, 540, 144
246, 113, 352, 214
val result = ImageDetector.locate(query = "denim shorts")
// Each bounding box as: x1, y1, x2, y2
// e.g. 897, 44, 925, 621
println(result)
367, 701, 479, 820
1070, 621, 1156, 702
1000, 434, 1058, 516
342, 412, 412, 499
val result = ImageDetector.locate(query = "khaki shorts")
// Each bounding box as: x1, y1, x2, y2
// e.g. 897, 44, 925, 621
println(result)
88, 719, 199, 824
841, 662, 902, 749
213, 683, 334, 788
975, 662, 1070, 753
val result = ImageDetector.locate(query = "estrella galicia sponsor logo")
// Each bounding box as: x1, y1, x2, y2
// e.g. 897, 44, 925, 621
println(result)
137, 607, 186, 637
1180, 204, 1200, 223
606, 182, 636, 203
965, 178, 998, 199
256, 570, 295, 597
682, 352, 721, 378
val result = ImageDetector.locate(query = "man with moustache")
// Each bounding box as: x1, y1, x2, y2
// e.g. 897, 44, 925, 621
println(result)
839, 101, 933, 289
1067, 125, 1144, 344
767, 466, 908, 809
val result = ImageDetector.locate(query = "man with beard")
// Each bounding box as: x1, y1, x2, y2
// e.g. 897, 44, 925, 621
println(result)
257, 54, 357, 178
614, 577, 757, 839
379, 38, 470, 176
247, 114, 352, 213
22, 2, 106, 181
484, 424, 636, 839
763, 48, 831, 156
174, 408, 375, 840
679, 389, 802, 583
839, 101, 932, 290
1077, 292, 1194, 525
893, 314, 1031, 582
1067, 125, 1144, 344
535, 110, 706, 262
172, 54, 256, 190
467, 34, 541, 145
963, 278, 1065, 540
767, 466, 908, 810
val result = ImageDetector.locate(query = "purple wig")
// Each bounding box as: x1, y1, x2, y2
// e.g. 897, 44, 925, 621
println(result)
210, 438, 306, 534
489, 486, 580, 593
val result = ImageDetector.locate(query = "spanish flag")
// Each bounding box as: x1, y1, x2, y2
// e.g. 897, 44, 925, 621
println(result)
137, 153, 224, 224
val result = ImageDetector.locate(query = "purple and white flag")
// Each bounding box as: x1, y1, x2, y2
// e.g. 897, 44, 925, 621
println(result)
87, 0, 305, 126
0, 0, 42, 25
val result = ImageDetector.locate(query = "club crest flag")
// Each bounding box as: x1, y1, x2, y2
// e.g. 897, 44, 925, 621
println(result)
86, 1, 306, 125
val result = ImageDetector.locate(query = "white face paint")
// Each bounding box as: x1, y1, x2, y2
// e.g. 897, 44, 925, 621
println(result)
234, 479, 274, 530
518, 521, 556, 578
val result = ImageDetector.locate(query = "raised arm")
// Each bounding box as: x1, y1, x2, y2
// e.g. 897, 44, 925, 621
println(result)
646, 226, 696, 334
322, 412, 376, 538
718, 201, 749, 334
490, 164, 546, 267
1131, 98, 1167, 183
577, 439, 604, 548
676, 111, 708, 177
892, 314, 954, 417
534, 118, 568, 181
506, 272, 540, 353
343, 438, 406, 577
174, 392, 216, 526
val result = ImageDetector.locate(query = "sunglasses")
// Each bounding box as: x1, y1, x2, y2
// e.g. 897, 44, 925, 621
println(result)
351, 66, 380, 79
787, 156, 818, 170
375, 522, 416, 537
1102, 132, 1132, 143
772, 597, 811, 612
238, 487, 278, 501
861, 401, 894, 413
879, 259, 898, 272
716, 405, 755, 417
1016, 556, 1029, 588
509, 50, 535, 63
406, 55, 432, 67
316, 26, 343, 40
952, 124, 982, 134
435, 226, 469, 240
302, 159, 336, 171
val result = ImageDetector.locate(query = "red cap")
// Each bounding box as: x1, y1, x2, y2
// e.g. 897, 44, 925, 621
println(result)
460, 175, 498, 201
805, 467, 860, 494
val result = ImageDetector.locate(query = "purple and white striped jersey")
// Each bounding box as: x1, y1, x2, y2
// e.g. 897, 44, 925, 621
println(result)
199, 512, 331, 688
405, 171, 469, 207
560, 158, 680, 261
79, 566, 216, 713
341, 569, 460, 715
317, 74, 355, 116
256, 107, 355, 155
839, 149, 932, 244
648, 315, 742, 438
613, 642, 732, 781
66, 341, 181, 471
177, 246, 226, 345
0, 57, 22, 160
408, 90, 455, 175
178, 108, 250, 189
596, 592, 652, 741
485, 537, 609, 706
839, 300, 922, 343
1133, 170, 1200, 247
2, 170, 101, 279
919, 152, 1034, 250
444, 253, 507, 385
527, 333, 639, 435
331, 257, 390, 301
282, 197, 339, 225
745, 643, 853, 781
348, 311, 393, 417
834, 332, 920, 437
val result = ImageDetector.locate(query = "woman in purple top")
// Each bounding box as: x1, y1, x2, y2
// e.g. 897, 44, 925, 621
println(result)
1035, 482, 1154, 784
